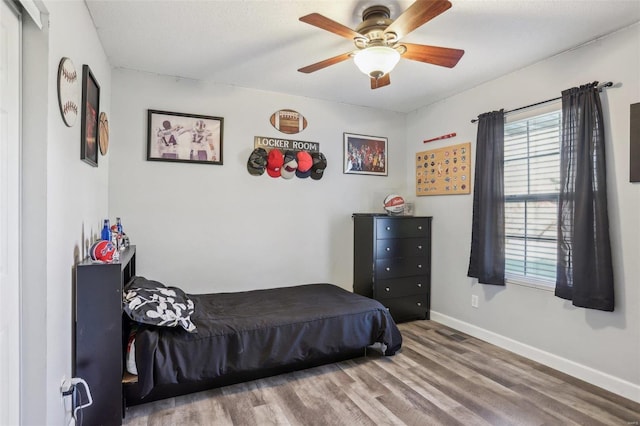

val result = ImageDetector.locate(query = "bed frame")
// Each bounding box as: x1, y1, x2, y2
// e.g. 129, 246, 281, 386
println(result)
123, 281, 403, 408
123, 346, 365, 406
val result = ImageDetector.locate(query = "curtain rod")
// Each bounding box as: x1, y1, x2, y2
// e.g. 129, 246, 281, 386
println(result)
470, 81, 614, 123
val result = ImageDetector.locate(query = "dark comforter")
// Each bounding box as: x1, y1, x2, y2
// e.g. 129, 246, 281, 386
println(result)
133, 283, 402, 399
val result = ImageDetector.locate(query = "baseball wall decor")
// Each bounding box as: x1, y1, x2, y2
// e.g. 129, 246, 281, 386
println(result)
269, 109, 307, 134
57, 57, 79, 127
424, 132, 456, 143
416, 142, 471, 196
98, 112, 109, 155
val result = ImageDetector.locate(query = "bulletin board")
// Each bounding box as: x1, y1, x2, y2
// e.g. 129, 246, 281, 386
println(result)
416, 142, 471, 196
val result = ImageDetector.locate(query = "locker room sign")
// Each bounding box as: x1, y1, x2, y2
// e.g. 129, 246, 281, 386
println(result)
254, 136, 319, 153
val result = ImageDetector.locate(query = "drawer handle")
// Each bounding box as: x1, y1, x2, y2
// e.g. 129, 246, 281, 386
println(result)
417, 264, 423, 269
417, 302, 422, 307
385, 247, 391, 252
385, 287, 390, 292
417, 283, 422, 288
385, 267, 391, 272
417, 245, 423, 250
386, 226, 391, 231
418, 225, 423, 230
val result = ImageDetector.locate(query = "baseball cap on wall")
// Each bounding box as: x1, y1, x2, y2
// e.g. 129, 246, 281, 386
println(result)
266, 149, 284, 178
281, 150, 298, 179
310, 152, 327, 180
295, 151, 313, 178
247, 147, 268, 176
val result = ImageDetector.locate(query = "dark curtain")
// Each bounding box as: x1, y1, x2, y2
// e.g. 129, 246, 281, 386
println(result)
555, 82, 614, 311
468, 110, 505, 285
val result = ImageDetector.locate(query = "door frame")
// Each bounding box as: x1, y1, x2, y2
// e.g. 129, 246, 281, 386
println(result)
0, 1, 22, 424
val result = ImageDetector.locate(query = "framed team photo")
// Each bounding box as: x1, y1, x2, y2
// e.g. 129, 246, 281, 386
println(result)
80, 64, 100, 167
343, 132, 388, 176
147, 110, 224, 165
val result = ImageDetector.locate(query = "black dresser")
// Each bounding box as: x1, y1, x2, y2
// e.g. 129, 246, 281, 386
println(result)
353, 214, 431, 323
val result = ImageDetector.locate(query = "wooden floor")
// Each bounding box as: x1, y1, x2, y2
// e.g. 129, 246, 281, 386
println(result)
123, 320, 640, 425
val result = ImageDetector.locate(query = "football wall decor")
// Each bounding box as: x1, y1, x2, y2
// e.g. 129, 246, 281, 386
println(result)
269, 109, 308, 134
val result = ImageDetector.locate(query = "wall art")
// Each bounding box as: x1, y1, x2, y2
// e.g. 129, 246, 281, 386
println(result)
416, 142, 471, 196
343, 132, 387, 176
147, 110, 223, 165
80, 64, 99, 167
631, 102, 639, 182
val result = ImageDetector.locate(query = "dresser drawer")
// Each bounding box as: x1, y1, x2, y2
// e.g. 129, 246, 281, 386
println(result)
376, 238, 428, 259
379, 294, 429, 323
376, 217, 430, 239
374, 276, 429, 300
375, 257, 429, 279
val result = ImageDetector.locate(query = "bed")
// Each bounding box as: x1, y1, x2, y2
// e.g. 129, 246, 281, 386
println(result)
122, 277, 403, 406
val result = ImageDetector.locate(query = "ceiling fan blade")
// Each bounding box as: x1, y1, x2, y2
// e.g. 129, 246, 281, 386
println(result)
298, 52, 353, 74
299, 13, 364, 40
371, 73, 391, 90
384, 0, 452, 41
401, 43, 464, 68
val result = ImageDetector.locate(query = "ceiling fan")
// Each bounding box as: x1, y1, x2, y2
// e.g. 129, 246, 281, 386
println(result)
297, 0, 464, 89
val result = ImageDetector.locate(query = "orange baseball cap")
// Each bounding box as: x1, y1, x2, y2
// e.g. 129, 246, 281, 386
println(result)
295, 151, 313, 178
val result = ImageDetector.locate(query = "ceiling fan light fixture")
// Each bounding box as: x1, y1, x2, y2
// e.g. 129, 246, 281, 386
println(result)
353, 46, 400, 79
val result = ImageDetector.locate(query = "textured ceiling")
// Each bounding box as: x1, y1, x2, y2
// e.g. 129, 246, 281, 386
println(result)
86, 0, 640, 113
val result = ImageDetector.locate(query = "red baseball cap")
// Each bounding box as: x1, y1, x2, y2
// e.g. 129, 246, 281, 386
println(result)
266, 149, 284, 178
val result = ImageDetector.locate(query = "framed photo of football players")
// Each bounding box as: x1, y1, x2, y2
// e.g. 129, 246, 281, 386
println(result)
80, 64, 100, 167
146, 109, 224, 165
343, 132, 388, 176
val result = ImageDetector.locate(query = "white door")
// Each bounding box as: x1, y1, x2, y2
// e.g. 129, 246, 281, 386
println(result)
0, 1, 21, 425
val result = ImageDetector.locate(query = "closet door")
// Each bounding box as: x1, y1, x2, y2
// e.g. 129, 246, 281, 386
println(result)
0, 2, 22, 424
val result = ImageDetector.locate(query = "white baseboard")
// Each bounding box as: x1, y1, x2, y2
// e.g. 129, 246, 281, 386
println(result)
430, 311, 640, 404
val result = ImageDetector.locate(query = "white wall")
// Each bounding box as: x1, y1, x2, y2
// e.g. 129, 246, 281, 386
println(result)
108, 70, 407, 294
406, 24, 640, 401
21, 1, 112, 424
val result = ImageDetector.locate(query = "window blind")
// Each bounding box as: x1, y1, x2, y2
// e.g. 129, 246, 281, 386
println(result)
504, 111, 561, 283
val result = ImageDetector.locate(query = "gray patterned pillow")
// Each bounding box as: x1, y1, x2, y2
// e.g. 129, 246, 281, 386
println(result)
123, 280, 196, 333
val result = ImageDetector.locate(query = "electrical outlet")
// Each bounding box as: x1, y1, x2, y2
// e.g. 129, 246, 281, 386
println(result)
471, 295, 479, 308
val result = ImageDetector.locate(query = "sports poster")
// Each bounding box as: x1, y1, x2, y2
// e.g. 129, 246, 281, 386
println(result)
416, 142, 471, 196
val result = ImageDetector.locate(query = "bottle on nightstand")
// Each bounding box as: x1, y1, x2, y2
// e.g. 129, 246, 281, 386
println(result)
100, 219, 111, 242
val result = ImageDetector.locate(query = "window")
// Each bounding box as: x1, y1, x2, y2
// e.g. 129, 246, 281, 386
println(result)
504, 110, 561, 286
